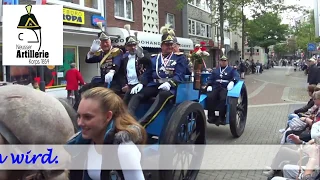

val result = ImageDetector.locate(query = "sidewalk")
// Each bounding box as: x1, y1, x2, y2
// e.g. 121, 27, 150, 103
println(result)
197, 66, 307, 180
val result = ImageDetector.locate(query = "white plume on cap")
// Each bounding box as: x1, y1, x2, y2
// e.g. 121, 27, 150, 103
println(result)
221, 48, 225, 55
160, 24, 175, 36
96, 22, 104, 31
124, 24, 134, 36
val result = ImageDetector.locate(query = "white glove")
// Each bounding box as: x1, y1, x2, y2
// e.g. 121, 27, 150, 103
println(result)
158, 82, 171, 91
130, 83, 143, 94
90, 39, 101, 52
104, 70, 115, 83
227, 81, 234, 91
207, 86, 212, 92
136, 45, 144, 58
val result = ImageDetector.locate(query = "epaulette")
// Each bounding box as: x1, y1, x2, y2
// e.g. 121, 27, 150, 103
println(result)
151, 54, 158, 57
174, 52, 184, 56
93, 51, 101, 56
111, 48, 122, 57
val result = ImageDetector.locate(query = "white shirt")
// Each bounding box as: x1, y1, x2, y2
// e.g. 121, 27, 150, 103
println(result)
87, 141, 145, 180
87, 144, 102, 180
127, 54, 139, 85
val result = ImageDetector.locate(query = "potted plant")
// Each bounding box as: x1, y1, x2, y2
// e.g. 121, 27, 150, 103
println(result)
189, 42, 210, 90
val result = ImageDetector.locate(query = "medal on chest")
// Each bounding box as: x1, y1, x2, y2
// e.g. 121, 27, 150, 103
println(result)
220, 66, 228, 78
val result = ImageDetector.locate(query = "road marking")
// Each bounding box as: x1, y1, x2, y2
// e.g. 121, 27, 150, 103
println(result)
281, 87, 294, 102
248, 82, 268, 99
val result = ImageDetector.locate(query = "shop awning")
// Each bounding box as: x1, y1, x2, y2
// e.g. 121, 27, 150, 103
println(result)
106, 27, 194, 50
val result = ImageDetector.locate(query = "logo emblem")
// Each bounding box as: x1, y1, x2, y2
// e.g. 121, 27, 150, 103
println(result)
17, 4, 42, 51
2, 4, 63, 66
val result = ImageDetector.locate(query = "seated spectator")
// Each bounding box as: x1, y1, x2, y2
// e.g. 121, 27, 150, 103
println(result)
294, 85, 317, 114
280, 85, 318, 134
264, 120, 320, 179
263, 139, 315, 178
280, 91, 320, 144
270, 137, 320, 180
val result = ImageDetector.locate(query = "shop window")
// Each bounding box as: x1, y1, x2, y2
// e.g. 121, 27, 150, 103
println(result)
114, 0, 133, 20
7, 46, 77, 89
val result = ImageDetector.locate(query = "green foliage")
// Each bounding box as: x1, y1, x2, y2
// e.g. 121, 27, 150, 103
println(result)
245, 12, 289, 49
273, 43, 288, 54
294, 11, 320, 53
175, 0, 306, 47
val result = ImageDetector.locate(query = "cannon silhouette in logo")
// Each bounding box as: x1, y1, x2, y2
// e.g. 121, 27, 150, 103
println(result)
17, 4, 42, 52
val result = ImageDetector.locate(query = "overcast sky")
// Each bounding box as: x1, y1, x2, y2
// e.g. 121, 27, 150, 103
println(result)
243, 0, 314, 24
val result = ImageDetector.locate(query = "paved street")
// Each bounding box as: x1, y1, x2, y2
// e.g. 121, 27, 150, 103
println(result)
197, 66, 309, 180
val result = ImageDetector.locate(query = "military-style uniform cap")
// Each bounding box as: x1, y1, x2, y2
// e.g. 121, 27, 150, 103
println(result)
160, 25, 175, 44
124, 24, 138, 45
173, 37, 180, 45
96, 22, 109, 40
220, 55, 228, 61
17, 4, 41, 30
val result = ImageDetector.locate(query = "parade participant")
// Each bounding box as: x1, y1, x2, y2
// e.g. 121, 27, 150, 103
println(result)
128, 25, 187, 127
206, 49, 240, 125
173, 37, 192, 76
67, 87, 147, 180
121, 24, 152, 104
85, 22, 124, 94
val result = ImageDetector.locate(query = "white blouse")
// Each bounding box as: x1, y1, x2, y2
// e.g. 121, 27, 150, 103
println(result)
87, 141, 145, 180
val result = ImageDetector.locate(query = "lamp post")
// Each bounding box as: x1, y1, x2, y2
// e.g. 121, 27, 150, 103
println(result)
39, 67, 45, 92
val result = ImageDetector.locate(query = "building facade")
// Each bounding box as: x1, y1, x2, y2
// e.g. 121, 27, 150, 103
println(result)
105, 0, 193, 54
0, 0, 106, 97
0, 0, 193, 97
228, 28, 242, 65
158, 0, 183, 37
184, 1, 216, 68
181, 0, 234, 68
244, 46, 268, 65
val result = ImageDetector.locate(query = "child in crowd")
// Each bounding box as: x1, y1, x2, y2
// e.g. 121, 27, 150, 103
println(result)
32, 81, 40, 90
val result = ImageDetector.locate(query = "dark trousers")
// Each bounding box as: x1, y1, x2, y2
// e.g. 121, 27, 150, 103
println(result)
67, 90, 80, 100
128, 85, 174, 127
123, 84, 139, 105
206, 86, 228, 120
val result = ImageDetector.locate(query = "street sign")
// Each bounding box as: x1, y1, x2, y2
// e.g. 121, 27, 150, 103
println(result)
307, 43, 316, 51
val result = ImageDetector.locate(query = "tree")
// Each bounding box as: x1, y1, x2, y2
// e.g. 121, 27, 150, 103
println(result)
294, 11, 320, 55
245, 12, 289, 53
175, 0, 306, 60
273, 43, 288, 57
